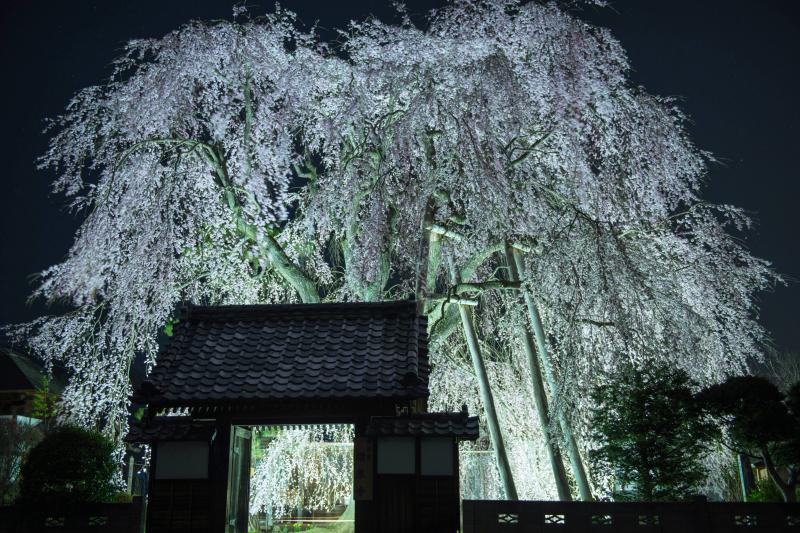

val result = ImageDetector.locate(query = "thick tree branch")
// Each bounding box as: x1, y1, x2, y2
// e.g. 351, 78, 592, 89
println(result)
760, 446, 797, 502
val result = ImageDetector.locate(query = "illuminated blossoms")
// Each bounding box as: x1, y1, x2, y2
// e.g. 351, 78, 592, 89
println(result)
16, 1, 777, 501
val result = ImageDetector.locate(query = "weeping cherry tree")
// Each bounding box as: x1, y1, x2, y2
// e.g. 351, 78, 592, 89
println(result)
12, 1, 777, 502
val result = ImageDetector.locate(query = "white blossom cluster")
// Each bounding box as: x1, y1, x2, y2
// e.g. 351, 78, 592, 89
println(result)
249, 425, 354, 521
13, 1, 778, 500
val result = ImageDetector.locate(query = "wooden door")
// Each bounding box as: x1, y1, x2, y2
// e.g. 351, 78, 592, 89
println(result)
377, 475, 416, 532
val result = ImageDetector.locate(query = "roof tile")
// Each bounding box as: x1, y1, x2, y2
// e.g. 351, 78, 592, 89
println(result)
141, 301, 429, 404
366, 412, 479, 440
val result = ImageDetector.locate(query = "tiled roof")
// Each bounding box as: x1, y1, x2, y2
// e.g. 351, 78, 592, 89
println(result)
141, 301, 428, 405
127, 417, 215, 443
0, 346, 65, 393
0, 349, 33, 390
366, 412, 479, 440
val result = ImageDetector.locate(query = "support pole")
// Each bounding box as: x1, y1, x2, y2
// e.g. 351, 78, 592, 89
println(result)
504, 244, 572, 501
415, 198, 438, 304
738, 453, 753, 502
510, 247, 593, 501
449, 259, 518, 500
127, 455, 135, 495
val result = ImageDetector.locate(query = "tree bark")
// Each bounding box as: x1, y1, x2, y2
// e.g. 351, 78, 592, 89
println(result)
362, 208, 394, 302
760, 446, 797, 502
449, 259, 518, 500
259, 234, 320, 303
415, 197, 437, 303
206, 145, 321, 304
511, 247, 593, 501
504, 244, 572, 501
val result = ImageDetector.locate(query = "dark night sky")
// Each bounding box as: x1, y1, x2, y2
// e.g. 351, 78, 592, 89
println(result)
1, 1, 798, 353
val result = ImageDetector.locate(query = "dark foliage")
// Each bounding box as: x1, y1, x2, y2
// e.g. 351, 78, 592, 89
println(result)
591, 361, 718, 501
748, 477, 784, 502
18, 425, 116, 506
697, 376, 800, 502
0, 420, 43, 505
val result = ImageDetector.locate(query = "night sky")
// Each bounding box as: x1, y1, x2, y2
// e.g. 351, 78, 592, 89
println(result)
1, 1, 798, 354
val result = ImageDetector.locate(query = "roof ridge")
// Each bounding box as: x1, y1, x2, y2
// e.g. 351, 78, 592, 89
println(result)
370, 411, 471, 420
184, 300, 418, 319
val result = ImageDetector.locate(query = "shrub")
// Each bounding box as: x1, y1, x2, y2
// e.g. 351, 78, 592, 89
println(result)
18, 425, 116, 506
748, 478, 783, 502
112, 490, 133, 503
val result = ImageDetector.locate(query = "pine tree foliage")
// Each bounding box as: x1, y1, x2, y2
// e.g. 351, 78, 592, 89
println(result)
11, 1, 777, 499
590, 361, 717, 501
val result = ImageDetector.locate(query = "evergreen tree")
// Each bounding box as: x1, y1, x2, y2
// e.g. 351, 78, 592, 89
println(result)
591, 362, 717, 501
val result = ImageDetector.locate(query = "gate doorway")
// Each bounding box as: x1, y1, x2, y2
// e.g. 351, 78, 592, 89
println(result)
227, 424, 355, 533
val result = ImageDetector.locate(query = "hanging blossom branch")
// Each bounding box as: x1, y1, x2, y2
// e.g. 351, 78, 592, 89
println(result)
249, 425, 354, 521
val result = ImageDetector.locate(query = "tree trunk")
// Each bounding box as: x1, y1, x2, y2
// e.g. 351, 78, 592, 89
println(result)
415, 198, 438, 304
504, 244, 572, 501
761, 446, 797, 502
259, 234, 320, 303
449, 260, 518, 500
206, 144, 321, 304
510, 247, 593, 501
